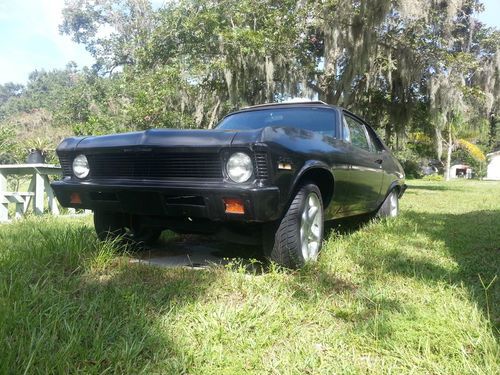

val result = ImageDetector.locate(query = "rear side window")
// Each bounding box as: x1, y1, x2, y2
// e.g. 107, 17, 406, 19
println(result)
365, 126, 385, 152
343, 115, 370, 151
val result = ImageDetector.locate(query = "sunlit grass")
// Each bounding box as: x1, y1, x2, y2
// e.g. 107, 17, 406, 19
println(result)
0, 180, 498, 374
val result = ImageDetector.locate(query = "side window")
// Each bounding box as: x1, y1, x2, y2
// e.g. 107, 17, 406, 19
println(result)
365, 126, 385, 152
344, 115, 370, 151
342, 118, 351, 143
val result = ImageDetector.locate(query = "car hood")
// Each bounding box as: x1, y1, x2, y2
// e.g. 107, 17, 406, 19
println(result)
71, 128, 240, 152
58, 126, 318, 153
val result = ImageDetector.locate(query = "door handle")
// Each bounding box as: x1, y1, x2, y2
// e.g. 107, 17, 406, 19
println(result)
374, 159, 383, 164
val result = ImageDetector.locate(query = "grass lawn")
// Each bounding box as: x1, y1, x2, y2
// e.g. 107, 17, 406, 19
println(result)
0, 180, 498, 374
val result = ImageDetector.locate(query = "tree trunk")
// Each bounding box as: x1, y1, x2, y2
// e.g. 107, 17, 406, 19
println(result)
435, 126, 443, 160
385, 122, 392, 147
489, 111, 497, 147
445, 124, 453, 181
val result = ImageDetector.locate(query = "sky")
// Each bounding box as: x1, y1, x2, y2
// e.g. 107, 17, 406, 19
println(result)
0, 0, 499, 86
0, 0, 94, 84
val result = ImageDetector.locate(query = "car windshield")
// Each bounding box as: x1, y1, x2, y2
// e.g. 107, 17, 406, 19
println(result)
217, 107, 337, 137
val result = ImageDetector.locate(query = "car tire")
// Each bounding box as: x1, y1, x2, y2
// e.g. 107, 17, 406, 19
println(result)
264, 183, 324, 269
93, 210, 161, 246
377, 189, 399, 218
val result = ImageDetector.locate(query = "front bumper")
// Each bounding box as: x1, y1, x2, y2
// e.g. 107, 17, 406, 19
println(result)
51, 179, 281, 223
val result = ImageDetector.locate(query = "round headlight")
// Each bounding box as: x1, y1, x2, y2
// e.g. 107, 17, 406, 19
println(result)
72, 154, 90, 179
226, 152, 253, 183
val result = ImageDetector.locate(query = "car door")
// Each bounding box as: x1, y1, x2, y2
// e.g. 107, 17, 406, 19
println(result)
363, 123, 394, 208
342, 113, 384, 213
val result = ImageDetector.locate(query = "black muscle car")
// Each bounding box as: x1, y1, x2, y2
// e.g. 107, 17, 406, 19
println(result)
52, 101, 406, 268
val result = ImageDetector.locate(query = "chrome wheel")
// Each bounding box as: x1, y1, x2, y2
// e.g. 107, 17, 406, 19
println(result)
389, 191, 399, 217
266, 183, 324, 269
300, 192, 323, 261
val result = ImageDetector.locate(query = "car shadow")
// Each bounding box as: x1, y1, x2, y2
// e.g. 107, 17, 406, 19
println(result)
133, 213, 377, 275
132, 209, 499, 335
324, 212, 375, 236
133, 233, 266, 272
356, 209, 500, 334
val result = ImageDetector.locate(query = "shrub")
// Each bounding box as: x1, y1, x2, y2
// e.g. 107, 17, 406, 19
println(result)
394, 149, 423, 179
422, 174, 444, 181
0, 126, 23, 163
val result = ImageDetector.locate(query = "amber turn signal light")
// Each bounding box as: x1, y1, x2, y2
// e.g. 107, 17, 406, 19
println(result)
278, 162, 292, 170
223, 198, 245, 214
70, 192, 82, 204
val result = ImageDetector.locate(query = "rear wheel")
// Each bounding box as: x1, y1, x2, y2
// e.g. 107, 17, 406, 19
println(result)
377, 189, 399, 218
264, 183, 324, 269
93, 210, 161, 246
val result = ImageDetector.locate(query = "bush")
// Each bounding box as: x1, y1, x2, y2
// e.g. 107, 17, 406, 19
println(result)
422, 174, 444, 181
0, 126, 24, 163
394, 149, 423, 179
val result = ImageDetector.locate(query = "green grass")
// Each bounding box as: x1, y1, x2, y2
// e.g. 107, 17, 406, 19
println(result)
0, 180, 499, 374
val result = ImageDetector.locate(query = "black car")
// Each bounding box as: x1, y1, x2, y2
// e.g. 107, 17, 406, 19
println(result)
52, 101, 406, 268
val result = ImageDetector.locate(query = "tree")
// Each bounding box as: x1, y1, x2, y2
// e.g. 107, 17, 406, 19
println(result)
1, 0, 492, 181
60, 0, 155, 74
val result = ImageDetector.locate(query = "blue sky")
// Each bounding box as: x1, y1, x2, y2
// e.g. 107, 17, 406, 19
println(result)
477, 0, 500, 29
0, 0, 499, 85
0, 0, 94, 84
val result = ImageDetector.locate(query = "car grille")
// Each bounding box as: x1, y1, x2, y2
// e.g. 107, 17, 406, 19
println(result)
59, 153, 73, 177
59, 150, 271, 180
59, 152, 223, 180
254, 152, 269, 179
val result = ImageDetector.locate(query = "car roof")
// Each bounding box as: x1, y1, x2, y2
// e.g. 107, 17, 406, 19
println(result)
234, 101, 342, 114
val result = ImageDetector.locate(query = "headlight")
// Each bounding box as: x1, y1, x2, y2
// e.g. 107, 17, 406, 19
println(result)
72, 154, 90, 179
226, 152, 253, 183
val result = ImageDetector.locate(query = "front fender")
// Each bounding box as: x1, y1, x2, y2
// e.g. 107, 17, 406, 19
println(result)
56, 136, 87, 153
291, 160, 332, 192
282, 160, 335, 212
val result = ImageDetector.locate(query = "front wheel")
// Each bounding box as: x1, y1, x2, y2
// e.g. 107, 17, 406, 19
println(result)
264, 183, 324, 269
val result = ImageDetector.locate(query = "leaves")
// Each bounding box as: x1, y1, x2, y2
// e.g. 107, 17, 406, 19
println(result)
1, 0, 499, 169
457, 139, 487, 162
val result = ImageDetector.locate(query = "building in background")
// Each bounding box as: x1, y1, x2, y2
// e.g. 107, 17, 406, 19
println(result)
450, 164, 473, 179
486, 151, 500, 180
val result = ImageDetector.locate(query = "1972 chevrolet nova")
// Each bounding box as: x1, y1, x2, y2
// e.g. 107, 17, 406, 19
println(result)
52, 101, 406, 268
